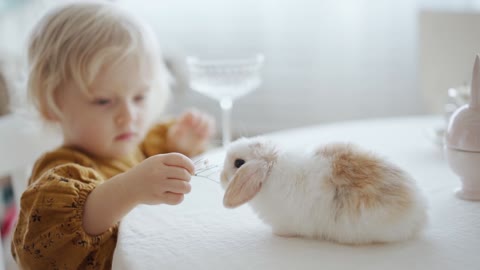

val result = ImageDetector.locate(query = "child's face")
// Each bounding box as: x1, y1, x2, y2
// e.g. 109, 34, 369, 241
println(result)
57, 58, 154, 158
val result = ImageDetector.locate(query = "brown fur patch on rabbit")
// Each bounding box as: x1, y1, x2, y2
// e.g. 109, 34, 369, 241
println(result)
317, 143, 413, 220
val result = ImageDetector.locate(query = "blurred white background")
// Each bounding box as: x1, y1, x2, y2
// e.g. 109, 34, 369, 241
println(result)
2, 1, 480, 269
121, 0, 423, 137
1, 0, 480, 137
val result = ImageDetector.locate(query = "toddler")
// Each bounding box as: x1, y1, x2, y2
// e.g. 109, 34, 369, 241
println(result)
11, 1, 215, 269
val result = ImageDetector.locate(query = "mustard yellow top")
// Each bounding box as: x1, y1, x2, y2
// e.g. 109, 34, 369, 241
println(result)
12, 123, 175, 270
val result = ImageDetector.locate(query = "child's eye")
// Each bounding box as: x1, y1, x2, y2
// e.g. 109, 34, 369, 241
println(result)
93, 98, 111, 106
134, 94, 145, 102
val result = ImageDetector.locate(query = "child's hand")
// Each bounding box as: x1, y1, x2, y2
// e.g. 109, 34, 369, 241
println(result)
167, 109, 215, 157
128, 153, 195, 205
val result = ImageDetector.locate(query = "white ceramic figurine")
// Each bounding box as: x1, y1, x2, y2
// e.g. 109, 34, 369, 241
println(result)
445, 54, 480, 201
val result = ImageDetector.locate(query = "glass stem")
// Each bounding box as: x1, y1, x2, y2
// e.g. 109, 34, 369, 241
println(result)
220, 98, 233, 147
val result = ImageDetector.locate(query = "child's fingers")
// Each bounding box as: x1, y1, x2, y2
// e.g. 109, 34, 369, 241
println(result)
194, 121, 210, 139
166, 166, 193, 181
185, 109, 209, 126
174, 111, 201, 135
163, 192, 185, 205
186, 110, 202, 129
191, 113, 214, 137
163, 180, 191, 194
163, 153, 195, 174
171, 120, 187, 136
179, 110, 194, 125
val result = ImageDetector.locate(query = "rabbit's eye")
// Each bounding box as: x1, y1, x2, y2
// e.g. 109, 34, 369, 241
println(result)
234, 159, 245, 168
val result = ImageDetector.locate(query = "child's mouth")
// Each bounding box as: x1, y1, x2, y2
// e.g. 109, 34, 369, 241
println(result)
115, 132, 135, 141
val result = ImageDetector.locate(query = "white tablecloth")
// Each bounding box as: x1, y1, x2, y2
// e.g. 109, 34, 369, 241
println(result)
112, 116, 480, 270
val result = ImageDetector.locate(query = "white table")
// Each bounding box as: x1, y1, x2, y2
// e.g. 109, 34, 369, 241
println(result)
112, 115, 480, 270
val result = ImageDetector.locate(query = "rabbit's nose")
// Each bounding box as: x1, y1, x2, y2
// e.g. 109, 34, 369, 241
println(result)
234, 159, 245, 168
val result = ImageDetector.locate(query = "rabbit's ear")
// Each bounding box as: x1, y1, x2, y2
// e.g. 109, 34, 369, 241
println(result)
223, 160, 268, 208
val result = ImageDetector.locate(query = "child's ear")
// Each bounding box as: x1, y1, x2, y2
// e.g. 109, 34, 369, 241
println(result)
45, 89, 64, 122
43, 100, 62, 122
45, 109, 61, 122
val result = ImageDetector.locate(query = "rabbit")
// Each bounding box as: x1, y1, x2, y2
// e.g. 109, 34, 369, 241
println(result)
220, 137, 428, 244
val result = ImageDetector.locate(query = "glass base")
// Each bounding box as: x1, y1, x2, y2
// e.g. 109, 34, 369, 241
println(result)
455, 186, 480, 201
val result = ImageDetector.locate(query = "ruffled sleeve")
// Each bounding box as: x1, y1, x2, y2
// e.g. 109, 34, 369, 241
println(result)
140, 120, 175, 158
12, 151, 117, 269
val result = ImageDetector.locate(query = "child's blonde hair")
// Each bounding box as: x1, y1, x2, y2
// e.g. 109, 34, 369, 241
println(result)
27, 1, 170, 122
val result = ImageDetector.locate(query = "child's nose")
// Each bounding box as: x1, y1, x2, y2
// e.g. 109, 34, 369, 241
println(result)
116, 102, 135, 125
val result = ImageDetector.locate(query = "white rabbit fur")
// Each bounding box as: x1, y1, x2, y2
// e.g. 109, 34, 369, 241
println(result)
220, 137, 427, 244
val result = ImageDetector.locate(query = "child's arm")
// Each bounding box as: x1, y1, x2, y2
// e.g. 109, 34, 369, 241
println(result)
12, 160, 116, 269
82, 152, 194, 235
12, 150, 193, 269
